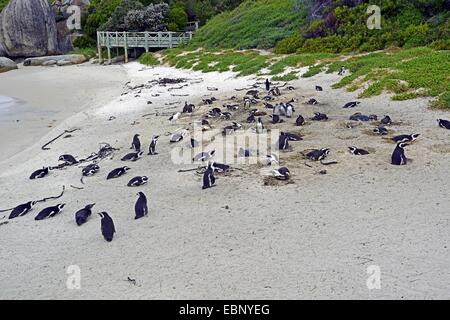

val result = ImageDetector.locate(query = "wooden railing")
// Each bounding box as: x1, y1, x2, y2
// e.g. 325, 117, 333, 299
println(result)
97, 31, 193, 63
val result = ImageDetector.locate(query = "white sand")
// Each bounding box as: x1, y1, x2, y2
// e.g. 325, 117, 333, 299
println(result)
0, 62, 449, 299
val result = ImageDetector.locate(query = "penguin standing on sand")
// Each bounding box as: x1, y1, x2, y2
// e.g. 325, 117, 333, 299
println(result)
438, 119, 450, 129
278, 133, 290, 151
265, 79, 270, 91
392, 142, 408, 165
35, 204, 66, 220
256, 117, 264, 134
296, 114, 305, 126
59, 154, 78, 165
131, 134, 141, 152
75, 204, 95, 226
107, 167, 131, 179
9, 201, 37, 219
135, 192, 148, 220
30, 167, 49, 180
286, 104, 293, 118
98, 212, 115, 242
202, 162, 216, 190
148, 136, 159, 155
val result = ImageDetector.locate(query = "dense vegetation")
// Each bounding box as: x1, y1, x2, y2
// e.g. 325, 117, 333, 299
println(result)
0, 0, 9, 11
275, 0, 450, 53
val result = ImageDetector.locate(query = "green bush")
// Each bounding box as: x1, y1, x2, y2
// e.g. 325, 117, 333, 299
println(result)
168, 4, 188, 31
274, 32, 305, 54
402, 24, 432, 48
139, 52, 160, 65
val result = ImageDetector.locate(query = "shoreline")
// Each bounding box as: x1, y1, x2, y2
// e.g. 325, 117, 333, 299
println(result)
0, 61, 449, 299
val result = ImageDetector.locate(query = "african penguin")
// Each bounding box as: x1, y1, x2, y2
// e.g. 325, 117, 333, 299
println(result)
312, 112, 328, 121
373, 126, 388, 135
296, 115, 305, 126
135, 192, 148, 220
272, 167, 290, 180
338, 66, 345, 76
284, 132, 303, 141
271, 114, 283, 124
256, 117, 264, 134
107, 167, 131, 180
82, 164, 100, 177
75, 204, 95, 226
438, 119, 450, 129
183, 102, 195, 113
391, 142, 408, 165
315, 86, 323, 92
380, 115, 392, 125
265, 79, 270, 91
202, 162, 216, 190
193, 150, 216, 162
9, 201, 37, 219
306, 148, 330, 161
212, 162, 230, 173
131, 134, 141, 152
307, 98, 318, 105
392, 134, 420, 143
169, 112, 181, 122
148, 136, 159, 155
121, 151, 144, 162
30, 167, 49, 180
278, 133, 290, 151
286, 104, 293, 118
59, 154, 78, 165
266, 154, 279, 166
170, 129, 188, 143
343, 101, 361, 108
98, 212, 115, 242
348, 146, 370, 155
35, 204, 66, 221
127, 176, 148, 187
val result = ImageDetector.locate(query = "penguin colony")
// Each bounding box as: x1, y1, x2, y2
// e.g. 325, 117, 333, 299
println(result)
11, 72, 450, 242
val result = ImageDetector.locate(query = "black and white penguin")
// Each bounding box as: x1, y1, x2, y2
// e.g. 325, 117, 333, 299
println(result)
202, 162, 216, 190
212, 162, 230, 173
343, 101, 361, 108
220, 112, 232, 120
121, 151, 144, 162
59, 154, 78, 165
272, 167, 290, 180
348, 146, 370, 155
98, 212, 115, 242
380, 115, 392, 125
373, 126, 388, 135
392, 134, 420, 143
256, 117, 264, 134
169, 112, 181, 122
193, 150, 216, 162
286, 104, 293, 118
338, 66, 345, 76
315, 86, 323, 92
131, 134, 141, 152
247, 113, 256, 123
82, 164, 100, 177
307, 98, 318, 105
263, 95, 275, 101
148, 136, 159, 155
271, 114, 284, 124
306, 148, 330, 161
127, 176, 148, 187
9, 201, 37, 219
278, 133, 290, 150
284, 132, 303, 141
35, 204, 66, 221
265, 79, 270, 91
170, 129, 189, 143
208, 108, 222, 118
183, 102, 195, 113
279, 103, 287, 116
75, 204, 95, 226
296, 115, 305, 126
391, 142, 408, 165
438, 119, 450, 129
30, 167, 49, 180
223, 122, 242, 135
312, 112, 328, 121
135, 192, 148, 220
266, 154, 279, 166
107, 166, 131, 180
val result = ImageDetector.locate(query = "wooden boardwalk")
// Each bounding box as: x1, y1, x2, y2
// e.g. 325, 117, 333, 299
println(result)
97, 31, 193, 63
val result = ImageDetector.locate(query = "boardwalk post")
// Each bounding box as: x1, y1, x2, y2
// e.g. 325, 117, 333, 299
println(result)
145, 32, 149, 52
107, 32, 111, 64
97, 31, 102, 63
169, 32, 173, 48
124, 32, 128, 63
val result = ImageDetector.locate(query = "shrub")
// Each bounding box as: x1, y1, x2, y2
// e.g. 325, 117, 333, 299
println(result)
139, 52, 160, 65
168, 4, 188, 31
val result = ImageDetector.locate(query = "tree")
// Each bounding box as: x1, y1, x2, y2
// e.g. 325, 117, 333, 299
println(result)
100, 0, 144, 31
168, 3, 188, 31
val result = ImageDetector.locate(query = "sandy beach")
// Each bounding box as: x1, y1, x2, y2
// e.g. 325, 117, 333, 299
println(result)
0, 61, 449, 300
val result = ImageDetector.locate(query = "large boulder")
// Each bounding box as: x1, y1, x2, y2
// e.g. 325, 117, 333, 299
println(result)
0, 0, 59, 58
0, 56, 18, 73
23, 54, 87, 66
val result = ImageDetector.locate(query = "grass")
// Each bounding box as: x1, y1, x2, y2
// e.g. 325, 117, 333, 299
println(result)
69, 47, 98, 59
327, 47, 450, 108
272, 72, 298, 81
139, 52, 160, 66
190, 0, 308, 50
269, 53, 336, 75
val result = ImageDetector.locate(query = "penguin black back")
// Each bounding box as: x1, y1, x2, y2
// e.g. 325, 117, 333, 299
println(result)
391, 142, 408, 165
9, 201, 36, 219
202, 163, 216, 190
30, 167, 49, 180
98, 212, 115, 242
75, 204, 95, 226
35, 204, 66, 221
132, 134, 141, 152
135, 192, 148, 220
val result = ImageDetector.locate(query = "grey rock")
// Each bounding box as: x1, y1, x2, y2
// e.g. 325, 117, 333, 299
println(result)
0, 56, 18, 73
23, 54, 87, 66
0, 0, 58, 58
42, 60, 57, 66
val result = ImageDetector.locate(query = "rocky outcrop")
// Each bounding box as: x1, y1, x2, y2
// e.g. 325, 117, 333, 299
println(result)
0, 0, 58, 58
0, 56, 18, 73
23, 54, 87, 66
